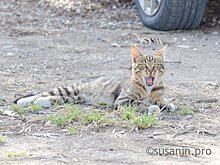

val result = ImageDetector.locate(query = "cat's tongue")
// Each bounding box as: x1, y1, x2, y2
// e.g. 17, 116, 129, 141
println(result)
146, 77, 154, 86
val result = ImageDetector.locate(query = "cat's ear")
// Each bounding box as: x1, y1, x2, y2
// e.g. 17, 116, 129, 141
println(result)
155, 44, 167, 60
131, 45, 143, 63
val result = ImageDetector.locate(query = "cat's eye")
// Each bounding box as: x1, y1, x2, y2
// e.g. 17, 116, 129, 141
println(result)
137, 64, 146, 70
156, 64, 163, 70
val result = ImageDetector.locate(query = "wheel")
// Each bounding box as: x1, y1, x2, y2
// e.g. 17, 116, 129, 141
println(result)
136, 0, 207, 30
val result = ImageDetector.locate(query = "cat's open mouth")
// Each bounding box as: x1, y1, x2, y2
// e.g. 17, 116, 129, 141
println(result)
145, 76, 154, 86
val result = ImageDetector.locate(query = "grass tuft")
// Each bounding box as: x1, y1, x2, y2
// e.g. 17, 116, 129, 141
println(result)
4, 150, 27, 158
67, 127, 77, 135
82, 110, 107, 125
48, 104, 80, 126
179, 107, 194, 116
119, 106, 156, 129
10, 104, 25, 115
132, 113, 156, 129
0, 134, 7, 143
48, 104, 156, 130
28, 103, 42, 113
120, 106, 137, 120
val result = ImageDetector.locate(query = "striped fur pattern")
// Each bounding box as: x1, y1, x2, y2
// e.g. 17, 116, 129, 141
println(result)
114, 44, 174, 112
139, 36, 164, 45
15, 44, 175, 112
132, 33, 164, 45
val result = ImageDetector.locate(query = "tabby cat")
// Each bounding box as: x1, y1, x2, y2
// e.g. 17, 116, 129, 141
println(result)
15, 41, 175, 113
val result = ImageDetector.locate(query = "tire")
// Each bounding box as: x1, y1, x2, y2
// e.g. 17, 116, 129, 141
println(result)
136, 0, 207, 31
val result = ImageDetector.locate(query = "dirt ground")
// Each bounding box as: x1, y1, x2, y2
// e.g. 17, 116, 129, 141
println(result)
0, 0, 220, 164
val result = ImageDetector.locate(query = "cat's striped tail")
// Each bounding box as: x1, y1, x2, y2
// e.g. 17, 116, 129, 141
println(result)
133, 33, 165, 45
14, 85, 82, 107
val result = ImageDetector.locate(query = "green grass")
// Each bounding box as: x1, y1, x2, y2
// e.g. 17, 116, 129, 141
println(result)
48, 104, 157, 130
10, 103, 43, 114
97, 102, 108, 108
120, 106, 137, 120
9, 102, 157, 131
132, 113, 156, 129
4, 150, 27, 158
179, 107, 194, 116
82, 110, 108, 125
28, 103, 42, 113
0, 134, 6, 143
67, 127, 77, 135
10, 104, 25, 115
48, 104, 80, 126
119, 106, 156, 129
49, 115, 69, 126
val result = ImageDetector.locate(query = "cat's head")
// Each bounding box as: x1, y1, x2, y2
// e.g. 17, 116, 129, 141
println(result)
131, 45, 166, 87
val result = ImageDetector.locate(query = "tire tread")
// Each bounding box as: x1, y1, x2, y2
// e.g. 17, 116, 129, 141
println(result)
136, 0, 207, 30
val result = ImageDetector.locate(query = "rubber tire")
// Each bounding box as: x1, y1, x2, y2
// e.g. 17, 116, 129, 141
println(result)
136, 0, 207, 31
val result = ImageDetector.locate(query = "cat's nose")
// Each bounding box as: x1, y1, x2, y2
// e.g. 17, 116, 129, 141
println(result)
150, 69, 156, 75
148, 70, 153, 75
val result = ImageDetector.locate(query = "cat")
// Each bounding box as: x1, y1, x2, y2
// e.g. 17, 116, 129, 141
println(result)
14, 42, 175, 113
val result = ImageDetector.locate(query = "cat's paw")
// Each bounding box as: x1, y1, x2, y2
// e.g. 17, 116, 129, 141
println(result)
16, 96, 37, 107
166, 103, 176, 112
34, 97, 52, 108
147, 105, 160, 114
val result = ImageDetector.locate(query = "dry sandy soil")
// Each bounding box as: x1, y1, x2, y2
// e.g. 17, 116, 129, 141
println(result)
0, 0, 220, 164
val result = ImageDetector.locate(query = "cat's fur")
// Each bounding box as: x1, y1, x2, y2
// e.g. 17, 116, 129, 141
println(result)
15, 44, 175, 112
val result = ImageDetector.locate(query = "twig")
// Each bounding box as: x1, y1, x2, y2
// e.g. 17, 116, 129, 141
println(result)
159, 105, 167, 113
125, 127, 135, 135
173, 130, 191, 138
196, 98, 218, 103
17, 124, 26, 134
196, 130, 216, 136
0, 110, 19, 117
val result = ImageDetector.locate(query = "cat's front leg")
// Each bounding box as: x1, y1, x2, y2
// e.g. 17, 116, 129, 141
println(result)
114, 97, 145, 110
114, 97, 160, 113
157, 97, 176, 112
